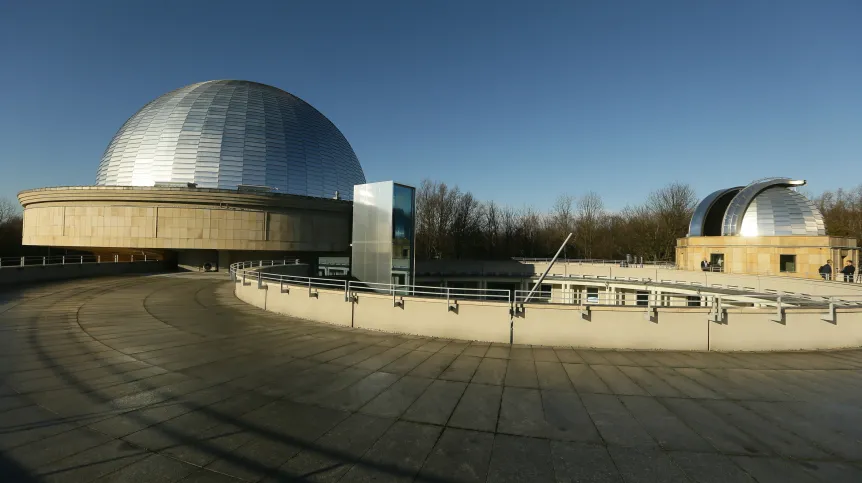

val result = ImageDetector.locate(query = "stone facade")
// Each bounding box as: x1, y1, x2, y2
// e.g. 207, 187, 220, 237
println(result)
18, 186, 352, 255
676, 235, 859, 279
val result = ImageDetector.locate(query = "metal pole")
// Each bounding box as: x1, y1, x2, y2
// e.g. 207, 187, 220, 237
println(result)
62, 256, 65, 265
80, 255, 83, 264
21, 256, 25, 267
524, 233, 573, 303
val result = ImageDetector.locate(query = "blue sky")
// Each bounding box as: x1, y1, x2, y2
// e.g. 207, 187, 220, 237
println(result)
0, 0, 859, 211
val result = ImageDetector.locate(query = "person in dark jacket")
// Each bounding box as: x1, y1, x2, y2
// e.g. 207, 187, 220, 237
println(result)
841, 260, 856, 282
819, 260, 833, 280
701, 260, 709, 272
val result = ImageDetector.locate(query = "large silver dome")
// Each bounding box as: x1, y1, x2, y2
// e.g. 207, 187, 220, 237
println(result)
95, 80, 366, 199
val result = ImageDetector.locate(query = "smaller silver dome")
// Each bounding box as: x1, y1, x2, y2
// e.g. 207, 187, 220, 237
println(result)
689, 177, 826, 237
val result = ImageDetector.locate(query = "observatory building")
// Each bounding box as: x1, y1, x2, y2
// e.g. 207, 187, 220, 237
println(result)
676, 177, 858, 278
17, 80, 389, 270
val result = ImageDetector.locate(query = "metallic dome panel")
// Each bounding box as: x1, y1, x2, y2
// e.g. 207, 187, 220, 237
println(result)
95, 80, 366, 200
688, 187, 742, 237
721, 178, 822, 236
737, 186, 825, 237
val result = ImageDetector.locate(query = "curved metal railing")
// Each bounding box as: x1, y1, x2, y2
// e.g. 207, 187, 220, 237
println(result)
0, 254, 161, 268
229, 261, 511, 303
230, 260, 862, 314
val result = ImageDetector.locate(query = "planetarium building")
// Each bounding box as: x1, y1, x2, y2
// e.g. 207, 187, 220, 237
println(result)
18, 80, 379, 270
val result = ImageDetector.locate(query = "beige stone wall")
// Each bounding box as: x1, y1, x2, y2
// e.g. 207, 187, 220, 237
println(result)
19, 187, 351, 253
676, 236, 859, 279
234, 276, 862, 351
516, 305, 710, 351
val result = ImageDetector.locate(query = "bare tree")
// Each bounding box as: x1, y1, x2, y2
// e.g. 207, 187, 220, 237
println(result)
547, 194, 572, 238
0, 197, 18, 225
450, 191, 482, 259
575, 192, 604, 259
645, 182, 697, 260
484, 201, 501, 258
0, 197, 24, 256
500, 205, 519, 256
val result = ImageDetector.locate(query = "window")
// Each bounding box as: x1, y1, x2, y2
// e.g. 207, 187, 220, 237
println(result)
586, 287, 599, 304
687, 296, 701, 307
709, 253, 724, 272
780, 255, 796, 273
636, 291, 650, 306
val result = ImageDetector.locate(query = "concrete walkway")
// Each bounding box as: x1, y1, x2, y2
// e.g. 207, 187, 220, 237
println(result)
2, 274, 862, 482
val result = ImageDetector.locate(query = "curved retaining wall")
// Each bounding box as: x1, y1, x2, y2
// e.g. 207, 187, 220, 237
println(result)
235, 275, 862, 351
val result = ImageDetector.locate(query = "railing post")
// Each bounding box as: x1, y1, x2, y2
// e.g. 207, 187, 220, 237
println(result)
144, 254, 147, 262
80, 255, 84, 264
21, 256, 25, 267
42, 257, 46, 266
62, 256, 65, 265
115, 254, 118, 263
97, 255, 100, 263
131, 254, 134, 262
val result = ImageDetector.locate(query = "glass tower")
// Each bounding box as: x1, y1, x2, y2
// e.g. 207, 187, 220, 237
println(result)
351, 181, 415, 287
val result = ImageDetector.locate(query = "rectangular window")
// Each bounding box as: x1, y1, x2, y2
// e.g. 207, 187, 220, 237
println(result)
687, 296, 701, 307
636, 291, 650, 306
780, 254, 796, 273
709, 253, 724, 272
586, 287, 599, 304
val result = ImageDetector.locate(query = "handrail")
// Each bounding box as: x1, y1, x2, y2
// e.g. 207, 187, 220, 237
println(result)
230, 260, 861, 309
0, 254, 161, 268
513, 257, 675, 267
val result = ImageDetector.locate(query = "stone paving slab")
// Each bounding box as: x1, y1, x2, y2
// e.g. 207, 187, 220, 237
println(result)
2, 274, 862, 482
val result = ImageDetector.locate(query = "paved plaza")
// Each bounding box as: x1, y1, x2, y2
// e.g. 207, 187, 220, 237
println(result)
2, 274, 862, 482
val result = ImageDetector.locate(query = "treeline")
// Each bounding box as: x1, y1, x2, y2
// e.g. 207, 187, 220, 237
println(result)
415, 179, 698, 262
816, 187, 862, 242
0, 198, 25, 256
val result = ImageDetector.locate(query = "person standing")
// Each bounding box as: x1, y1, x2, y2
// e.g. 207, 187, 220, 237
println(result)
701, 259, 709, 271
819, 260, 833, 280
841, 260, 856, 282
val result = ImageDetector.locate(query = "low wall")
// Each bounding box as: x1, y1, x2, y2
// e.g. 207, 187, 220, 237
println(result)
353, 293, 511, 343
266, 284, 352, 327
709, 308, 862, 351
515, 305, 710, 351
234, 277, 862, 351
0, 261, 167, 286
